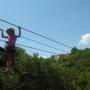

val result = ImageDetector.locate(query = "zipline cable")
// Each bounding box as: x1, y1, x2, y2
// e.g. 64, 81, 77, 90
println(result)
0, 18, 72, 49
21, 36, 67, 53
17, 44, 59, 55
0, 39, 59, 55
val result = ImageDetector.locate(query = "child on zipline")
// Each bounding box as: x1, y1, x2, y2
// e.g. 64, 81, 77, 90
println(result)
0, 26, 21, 72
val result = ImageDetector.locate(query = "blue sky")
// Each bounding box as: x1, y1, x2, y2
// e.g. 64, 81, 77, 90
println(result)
0, 0, 90, 57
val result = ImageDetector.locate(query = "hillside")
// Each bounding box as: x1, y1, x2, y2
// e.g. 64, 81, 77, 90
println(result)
0, 47, 90, 90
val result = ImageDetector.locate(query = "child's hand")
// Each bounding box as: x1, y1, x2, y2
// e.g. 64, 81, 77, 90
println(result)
18, 26, 21, 30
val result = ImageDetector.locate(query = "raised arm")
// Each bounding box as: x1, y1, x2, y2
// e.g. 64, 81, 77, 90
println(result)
0, 29, 8, 38
16, 26, 21, 38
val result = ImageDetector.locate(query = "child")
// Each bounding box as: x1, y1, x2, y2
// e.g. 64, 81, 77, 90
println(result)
0, 26, 21, 72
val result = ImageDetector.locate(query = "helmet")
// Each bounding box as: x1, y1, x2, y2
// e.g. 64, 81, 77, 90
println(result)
6, 27, 15, 33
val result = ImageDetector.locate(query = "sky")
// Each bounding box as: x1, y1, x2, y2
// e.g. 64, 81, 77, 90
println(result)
0, 0, 90, 57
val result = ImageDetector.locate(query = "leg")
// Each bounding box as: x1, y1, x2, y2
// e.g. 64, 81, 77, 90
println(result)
6, 50, 21, 74
6, 53, 11, 72
5, 47, 15, 72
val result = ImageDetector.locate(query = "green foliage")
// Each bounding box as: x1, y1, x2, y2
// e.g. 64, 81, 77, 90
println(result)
0, 47, 90, 90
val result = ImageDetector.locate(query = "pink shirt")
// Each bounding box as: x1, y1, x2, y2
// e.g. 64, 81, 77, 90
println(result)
7, 35, 17, 47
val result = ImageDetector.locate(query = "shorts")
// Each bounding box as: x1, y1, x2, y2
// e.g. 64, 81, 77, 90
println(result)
6, 46, 16, 56
0, 47, 5, 52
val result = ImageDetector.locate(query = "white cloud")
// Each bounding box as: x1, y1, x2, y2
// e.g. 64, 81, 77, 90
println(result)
80, 33, 90, 45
